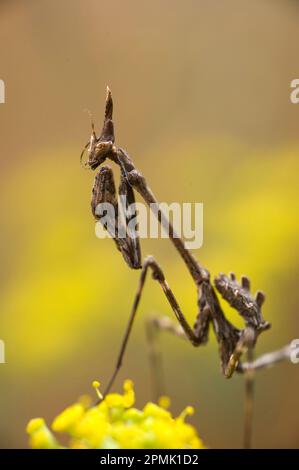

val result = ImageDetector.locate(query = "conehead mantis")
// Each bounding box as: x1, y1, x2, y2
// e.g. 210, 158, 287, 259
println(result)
82, 88, 296, 448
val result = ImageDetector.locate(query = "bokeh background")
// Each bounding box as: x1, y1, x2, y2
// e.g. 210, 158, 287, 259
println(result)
0, 0, 299, 448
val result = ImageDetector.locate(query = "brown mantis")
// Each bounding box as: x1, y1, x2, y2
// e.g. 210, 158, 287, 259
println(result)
81, 87, 296, 448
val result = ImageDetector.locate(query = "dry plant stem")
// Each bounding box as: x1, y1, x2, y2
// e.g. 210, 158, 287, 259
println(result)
242, 344, 293, 448
145, 317, 165, 402
146, 316, 187, 401
243, 341, 255, 449
240, 343, 293, 372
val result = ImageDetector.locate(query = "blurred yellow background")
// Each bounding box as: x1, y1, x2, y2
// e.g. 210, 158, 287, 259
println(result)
0, 0, 299, 448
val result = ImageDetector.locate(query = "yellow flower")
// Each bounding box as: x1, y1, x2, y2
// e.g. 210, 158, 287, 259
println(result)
26, 418, 59, 449
143, 402, 172, 421
52, 403, 84, 433
26, 379, 205, 449
158, 395, 171, 409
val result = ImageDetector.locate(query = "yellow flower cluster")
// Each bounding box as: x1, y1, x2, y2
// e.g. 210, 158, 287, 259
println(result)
26, 380, 204, 449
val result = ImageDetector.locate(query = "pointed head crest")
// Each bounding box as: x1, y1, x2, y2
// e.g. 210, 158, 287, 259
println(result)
80, 87, 116, 170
